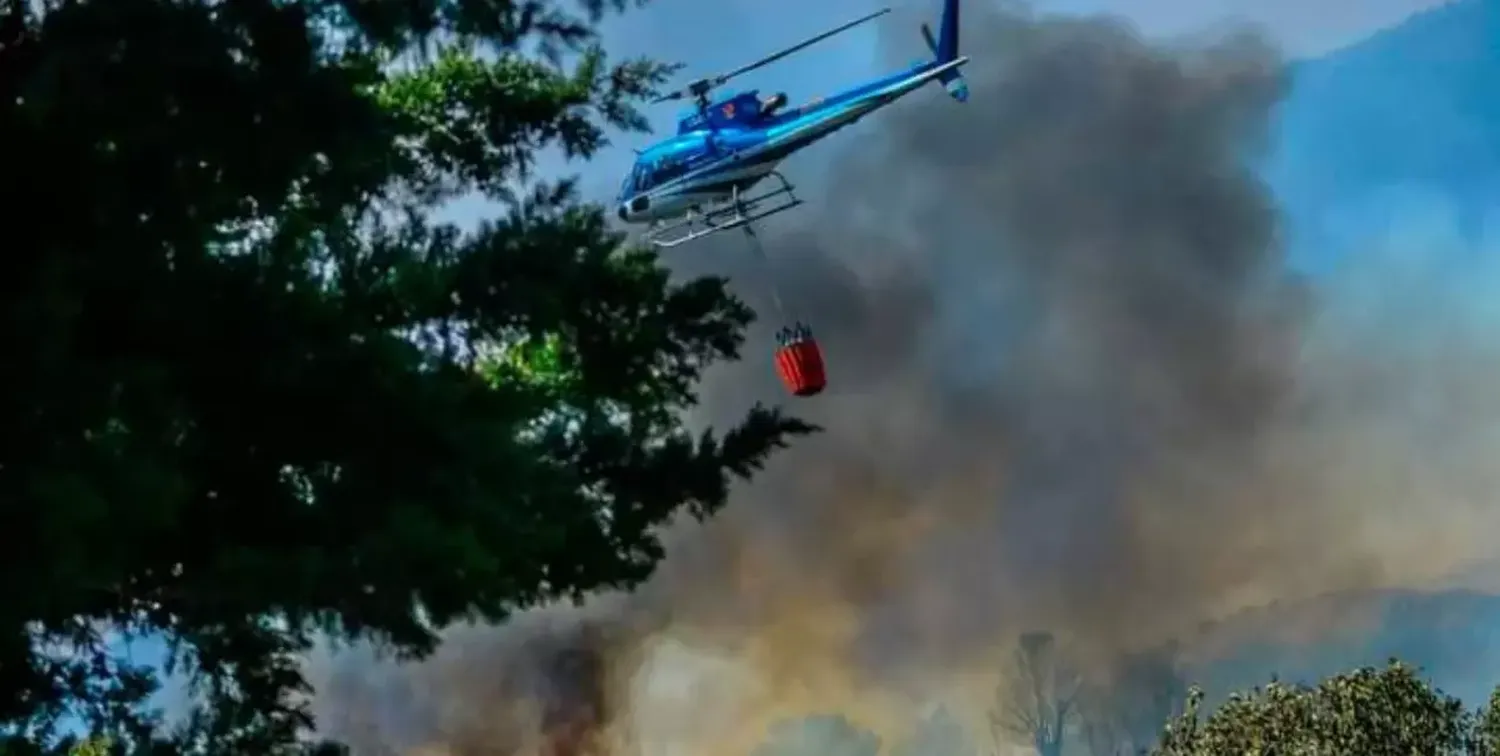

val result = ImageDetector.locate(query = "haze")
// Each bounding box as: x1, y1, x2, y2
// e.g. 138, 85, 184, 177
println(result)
308, 2, 1500, 755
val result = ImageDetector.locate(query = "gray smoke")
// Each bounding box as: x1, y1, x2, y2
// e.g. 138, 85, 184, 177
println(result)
673, 4, 1298, 653
307, 4, 1500, 754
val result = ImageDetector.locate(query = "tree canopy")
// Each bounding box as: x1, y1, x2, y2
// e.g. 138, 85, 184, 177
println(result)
1153, 661, 1500, 755
0, 0, 812, 751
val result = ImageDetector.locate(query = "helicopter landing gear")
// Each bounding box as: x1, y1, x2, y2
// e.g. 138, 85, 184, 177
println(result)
643, 172, 803, 248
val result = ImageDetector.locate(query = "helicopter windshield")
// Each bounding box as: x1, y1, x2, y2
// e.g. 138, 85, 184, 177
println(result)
619, 131, 718, 201
620, 163, 643, 199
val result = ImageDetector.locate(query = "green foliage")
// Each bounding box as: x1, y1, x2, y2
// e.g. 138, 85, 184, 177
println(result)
1, 0, 812, 751
1473, 686, 1500, 756
1153, 661, 1475, 755
63, 737, 112, 756
377, 46, 674, 202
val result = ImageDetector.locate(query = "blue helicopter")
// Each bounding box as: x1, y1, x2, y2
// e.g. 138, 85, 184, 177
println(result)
616, 0, 968, 248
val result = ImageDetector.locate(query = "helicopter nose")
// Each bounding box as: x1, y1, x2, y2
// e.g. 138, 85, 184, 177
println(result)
617, 204, 628, 222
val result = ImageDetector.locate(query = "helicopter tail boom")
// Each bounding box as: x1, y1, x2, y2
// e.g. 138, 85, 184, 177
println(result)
921, 0, 967, 101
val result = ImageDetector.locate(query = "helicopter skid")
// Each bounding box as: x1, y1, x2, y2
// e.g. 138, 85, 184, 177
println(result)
646, 174, 803, 248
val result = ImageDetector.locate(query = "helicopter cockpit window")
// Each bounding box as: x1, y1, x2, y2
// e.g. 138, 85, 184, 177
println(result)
646, 135, 711, 187
651, 156, 691, 186
622, 162, 650, 196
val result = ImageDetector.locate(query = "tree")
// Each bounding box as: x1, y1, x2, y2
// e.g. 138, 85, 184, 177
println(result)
1474, 686, 1500, 756
1153, 661, 1475, 755
991, 632, 1081, 756
0, 0, 812, 751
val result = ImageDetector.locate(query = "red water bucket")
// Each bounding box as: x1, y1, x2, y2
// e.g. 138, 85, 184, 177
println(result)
774, 324, 826, 397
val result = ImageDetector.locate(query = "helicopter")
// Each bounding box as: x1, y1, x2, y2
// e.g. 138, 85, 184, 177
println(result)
616, 0, 967, 248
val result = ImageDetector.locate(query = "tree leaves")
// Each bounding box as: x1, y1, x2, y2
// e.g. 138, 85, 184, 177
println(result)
378, 47, 675, 202
0, 0, 811, 751
1154, 662, 1478, 755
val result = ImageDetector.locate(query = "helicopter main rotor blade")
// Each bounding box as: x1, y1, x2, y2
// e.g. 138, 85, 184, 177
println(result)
652, 7, 891, 105
711, 7, 891, 87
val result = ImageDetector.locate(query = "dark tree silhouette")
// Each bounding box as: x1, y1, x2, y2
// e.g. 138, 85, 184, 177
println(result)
992, 632, 1081, 756
0, 0, 812, 752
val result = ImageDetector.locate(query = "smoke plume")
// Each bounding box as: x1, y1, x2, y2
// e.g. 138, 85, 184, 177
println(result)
308, 3, 1500, 754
